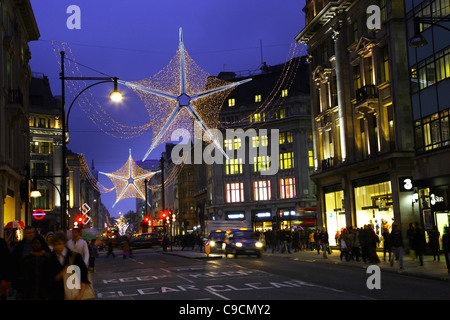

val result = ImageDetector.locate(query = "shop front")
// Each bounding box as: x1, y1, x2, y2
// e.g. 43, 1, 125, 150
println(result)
417, 185, 449, 247
252, 210, 273, 232
354, 180, 394, 236
324, 187, 345, 246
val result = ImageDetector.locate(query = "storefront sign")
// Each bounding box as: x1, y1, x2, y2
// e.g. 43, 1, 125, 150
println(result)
227, 213, 245, 220
399, 177, 414, 192
279, 210, 296, 217
255, 212, 271, 218
429, 189, 447, 210
430, 194, 444, 206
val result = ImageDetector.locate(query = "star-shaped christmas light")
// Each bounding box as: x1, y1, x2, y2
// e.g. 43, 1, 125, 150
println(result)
119, 28, 251, 161
99, 149, 159, 208
116, 214, 129, 236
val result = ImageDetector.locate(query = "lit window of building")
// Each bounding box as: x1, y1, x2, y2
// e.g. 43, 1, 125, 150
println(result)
254, 180, 271, 201
308, 150, 314, 167
224, 138, 241, 150
252, 135, 268, 148
249, 112, 265, 123
253, 155, 270, 172
225, 158, 243, 175
279, 131, 293, 144
280, 178, 296, 199
255, 94, 262, 103
279, 152, 294, 170
228, 98, 236, 107
226, 182, 244, 203
282, 89, 288, 97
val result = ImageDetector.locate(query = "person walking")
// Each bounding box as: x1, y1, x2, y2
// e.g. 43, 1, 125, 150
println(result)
350, 228, 360, 261
407, 223, 416, 260
389, 224, 404, 270
67, 228, 89, 267
88, 239, 99, 272
314, 230, 321, 255
359, 225, 370, 263
8, 226, 50, 299
339, 229, 351, 261
382, 226, 391, 262
122, 237, 131, 259
320, 229, 330, 259
285, 228, 292, 254
309, 231, 315, 251
106, 239, 115, 258
49, 232, 90, 300
443, 227, 450, 274
427, 226, 440, 261
292, 229, 299, 252
21, 237, 52, 300
413, 225, 427, 266
271, 230, 278, 253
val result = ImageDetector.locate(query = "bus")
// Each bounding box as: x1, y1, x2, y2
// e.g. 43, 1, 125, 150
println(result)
103, 226, 120, 247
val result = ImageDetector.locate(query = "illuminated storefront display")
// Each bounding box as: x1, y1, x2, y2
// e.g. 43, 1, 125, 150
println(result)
354, 181, 394, 234
419, 187, 449, 248
253, 211, 273, 231
324, 190, 345, 246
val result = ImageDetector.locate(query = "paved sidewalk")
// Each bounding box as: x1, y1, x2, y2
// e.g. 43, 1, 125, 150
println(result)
162, 246, 450, 282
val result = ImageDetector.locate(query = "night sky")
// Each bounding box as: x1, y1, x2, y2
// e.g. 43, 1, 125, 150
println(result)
28, 0, 307, 219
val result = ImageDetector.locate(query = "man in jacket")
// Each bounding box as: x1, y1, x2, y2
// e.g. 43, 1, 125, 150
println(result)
389, 224, 404, 270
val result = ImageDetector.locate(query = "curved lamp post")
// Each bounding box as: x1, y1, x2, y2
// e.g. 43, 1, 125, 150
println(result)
60, 51, 123, 231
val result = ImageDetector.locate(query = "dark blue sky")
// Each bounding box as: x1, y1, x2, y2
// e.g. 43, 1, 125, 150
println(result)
29, 0, 307, 219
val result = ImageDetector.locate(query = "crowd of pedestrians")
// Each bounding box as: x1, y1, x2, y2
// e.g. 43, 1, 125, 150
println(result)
333, 222, 450, 273
258, 228, 332, 257
0, 226, 94, 300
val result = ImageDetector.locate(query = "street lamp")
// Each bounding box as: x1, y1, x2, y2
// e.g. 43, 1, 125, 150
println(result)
409, 16, 450, 48
60, 51, 123, 231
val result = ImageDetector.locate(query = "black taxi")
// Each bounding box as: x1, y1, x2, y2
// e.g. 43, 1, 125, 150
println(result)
224, 228, 263, 258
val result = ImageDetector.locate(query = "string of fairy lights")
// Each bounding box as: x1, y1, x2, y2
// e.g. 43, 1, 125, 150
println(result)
52, 36, 304, 207
51, 41, 153, 139
217, 42, 305, 130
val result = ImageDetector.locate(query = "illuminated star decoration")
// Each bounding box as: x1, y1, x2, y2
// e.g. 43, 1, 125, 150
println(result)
118, 28, 252, 161
116, 214, 129, 236
99, 149, 159, 208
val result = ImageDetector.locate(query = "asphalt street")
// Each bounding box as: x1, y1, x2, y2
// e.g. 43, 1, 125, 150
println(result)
91, 248, 450, 301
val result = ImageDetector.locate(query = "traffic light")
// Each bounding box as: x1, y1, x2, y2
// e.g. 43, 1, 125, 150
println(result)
75, 215, 84, 229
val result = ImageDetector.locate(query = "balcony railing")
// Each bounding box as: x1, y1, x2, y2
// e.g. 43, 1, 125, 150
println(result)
321, 157, 334, 170
355, 85, 378, 104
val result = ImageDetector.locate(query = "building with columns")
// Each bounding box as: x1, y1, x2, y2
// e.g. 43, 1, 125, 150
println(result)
0, 0, 39, 239
296, 0, 416, 245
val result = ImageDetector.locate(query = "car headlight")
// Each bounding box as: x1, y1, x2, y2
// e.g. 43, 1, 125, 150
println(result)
210, 241, 216, 247
235, 242, 243, 247
255, 242, 263, 248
